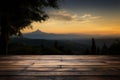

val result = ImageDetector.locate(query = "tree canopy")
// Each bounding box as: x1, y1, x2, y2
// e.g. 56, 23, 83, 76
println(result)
0, 0, 60, 54
0, 0, 59, 35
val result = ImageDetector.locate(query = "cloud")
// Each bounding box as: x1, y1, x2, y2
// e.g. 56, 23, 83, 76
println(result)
49, 10, 77, 21
49, 10, 102, 23
81, 14, 101, 20
79, 14, 102, 23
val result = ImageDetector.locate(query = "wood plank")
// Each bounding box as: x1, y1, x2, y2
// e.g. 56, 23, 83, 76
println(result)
0, 71, 119, 76
0, 55, 119, 79
0, 76, 119, 80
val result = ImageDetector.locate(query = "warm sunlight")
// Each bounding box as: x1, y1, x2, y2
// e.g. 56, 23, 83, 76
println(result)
0, 0, 120, 79
22, 0, 120, 37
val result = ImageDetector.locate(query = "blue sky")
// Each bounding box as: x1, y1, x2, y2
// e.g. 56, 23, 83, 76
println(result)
60, 0, 120, 16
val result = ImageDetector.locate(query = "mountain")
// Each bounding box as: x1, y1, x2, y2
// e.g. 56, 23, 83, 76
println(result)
23, 29, 120, 40
23, 29, 94, 40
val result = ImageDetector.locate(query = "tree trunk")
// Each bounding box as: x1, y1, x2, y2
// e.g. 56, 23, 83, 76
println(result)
0, 17, 9, 55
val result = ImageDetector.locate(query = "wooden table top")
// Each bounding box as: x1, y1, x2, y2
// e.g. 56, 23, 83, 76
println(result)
0, 55, 120, 80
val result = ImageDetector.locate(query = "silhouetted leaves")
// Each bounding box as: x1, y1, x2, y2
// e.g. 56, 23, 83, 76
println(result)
109, 39, 120, 55
0, 0, 59, 54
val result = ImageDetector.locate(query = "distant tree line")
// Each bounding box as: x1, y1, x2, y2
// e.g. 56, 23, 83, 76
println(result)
3, 40, 73, 55
84, 38, 120, 55
40, 40, 73, 55
1, 38, 120, 55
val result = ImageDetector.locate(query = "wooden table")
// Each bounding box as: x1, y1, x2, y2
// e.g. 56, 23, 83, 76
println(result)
0, 55, 120, 80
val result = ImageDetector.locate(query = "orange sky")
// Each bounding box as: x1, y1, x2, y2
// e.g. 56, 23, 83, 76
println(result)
22, 10, 120, 36
21, 0, 120, 36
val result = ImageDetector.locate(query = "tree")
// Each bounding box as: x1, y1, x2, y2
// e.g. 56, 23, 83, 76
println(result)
109, 39, 120, 55
96, 46, 100, 55
101, 43, 108, 55
91, 38, 97, 54
0, 0, 59, 55
84, 48, 90, 55
54, 40, 59, 49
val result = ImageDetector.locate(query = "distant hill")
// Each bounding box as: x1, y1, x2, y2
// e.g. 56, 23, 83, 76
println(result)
10, 30, 120, 55
23, 30, 120, 40
10, 38, 89, 54
71, 38, 120, 47
9, 37, 120, 55
10, 36, 120, 48
23, 29, 93, 40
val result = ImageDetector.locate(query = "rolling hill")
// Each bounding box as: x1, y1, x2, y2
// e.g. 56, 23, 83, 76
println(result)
23, 29, 93, 40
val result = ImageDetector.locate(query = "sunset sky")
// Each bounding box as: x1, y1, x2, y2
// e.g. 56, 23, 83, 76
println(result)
23, 0, 120, 36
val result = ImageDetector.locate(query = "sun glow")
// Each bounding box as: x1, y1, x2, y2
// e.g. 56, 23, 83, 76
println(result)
22, 8, 120, 36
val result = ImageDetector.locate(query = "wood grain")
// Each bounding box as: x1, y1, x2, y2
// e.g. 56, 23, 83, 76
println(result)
0, 55, 120, 80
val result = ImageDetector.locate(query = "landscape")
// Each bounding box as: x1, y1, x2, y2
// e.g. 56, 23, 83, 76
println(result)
0, 0, 120, 80
9, 29, 120, 55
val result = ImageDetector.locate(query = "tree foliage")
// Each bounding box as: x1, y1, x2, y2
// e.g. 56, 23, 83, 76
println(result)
91, 38, 97, 54
109, 40, 120, 54
0, 0, 59, 35
0, 0, 60, 54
